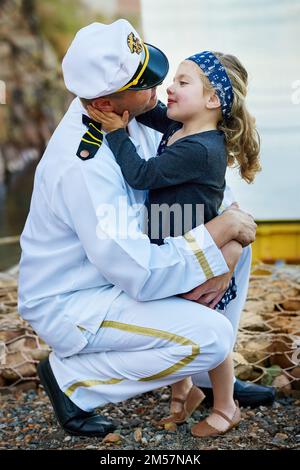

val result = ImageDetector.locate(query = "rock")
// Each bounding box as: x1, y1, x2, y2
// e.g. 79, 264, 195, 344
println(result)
24, 435, 32, 444
285, 288, 300, 297
133, 428, 142, 443
0, 375, 6, 387
264, 292, 286, 302
164, 422, 177, 432
7, 337, 37, 352
243, 300, 275, 314
129, 418, 142, 427
273, 433, 288, 441
269, 337, 296, 368
26, 349, 50, 361
0, 330, 25, 343
1, 352, 36, 381
135, 406, 146, 414
270, 280, 293, 290
247, 287, 266, 298
192, 410, 202, 420
268, 315, 300, 334
259, 406, 267, 412
251, 268, 272, 277
233, 352, 249, 366
290, 367, 300, 390
273, 374, 292, 392
280, 300, 300, 312
233, 352, 255, 381
0, 341, 6, 366
102, 433, 122, 444
161, 394, 170, 401
0, 0, 71, 183
236, 335, 272, 364
261, 365, 282, 386
14, 381, 37, 393
240, 312, 268, 332
154, 434, 164, 444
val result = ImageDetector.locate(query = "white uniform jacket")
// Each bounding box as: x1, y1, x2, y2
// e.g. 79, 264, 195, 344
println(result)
18, 98, 229, 357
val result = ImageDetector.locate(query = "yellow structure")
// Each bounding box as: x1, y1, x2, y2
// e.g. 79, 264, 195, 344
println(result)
252, 221, 300, 264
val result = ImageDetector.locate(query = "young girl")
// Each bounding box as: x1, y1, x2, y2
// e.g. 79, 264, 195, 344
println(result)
87, 51, 261, 437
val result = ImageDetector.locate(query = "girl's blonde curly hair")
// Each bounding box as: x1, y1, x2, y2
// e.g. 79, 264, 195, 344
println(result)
200, 52, 261, 183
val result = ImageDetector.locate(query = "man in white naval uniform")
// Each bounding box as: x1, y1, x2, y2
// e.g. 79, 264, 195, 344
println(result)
18, 20, 271, 438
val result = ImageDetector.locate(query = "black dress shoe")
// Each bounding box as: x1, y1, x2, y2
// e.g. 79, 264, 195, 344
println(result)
37, 357, 116, 437
233, 379, 276, 407
200, 378, 276, 408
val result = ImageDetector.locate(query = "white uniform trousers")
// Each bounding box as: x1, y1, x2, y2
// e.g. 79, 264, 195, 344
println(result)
50, 293, 234, 411
192, 245, 252, 388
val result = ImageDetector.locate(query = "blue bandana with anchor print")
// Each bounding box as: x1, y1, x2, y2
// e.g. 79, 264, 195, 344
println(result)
186, 51, 234, 120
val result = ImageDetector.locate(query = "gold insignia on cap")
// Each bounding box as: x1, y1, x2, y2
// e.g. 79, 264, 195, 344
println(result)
127, 32, 143, 54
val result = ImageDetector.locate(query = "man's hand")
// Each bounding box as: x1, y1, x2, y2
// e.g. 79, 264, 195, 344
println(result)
87, 106, 129, 133
206, 205, 257, 248
181, 240, 242, 309
181, 272, 233, 308
225, 205, 257, 247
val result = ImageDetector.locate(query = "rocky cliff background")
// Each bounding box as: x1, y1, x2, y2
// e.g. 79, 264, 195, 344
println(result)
0, 0, 140, 270
0, 0, 140, 184
1, 0, 70, 182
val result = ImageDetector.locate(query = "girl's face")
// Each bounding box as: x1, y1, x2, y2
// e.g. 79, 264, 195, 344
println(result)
166, 60, 210, 122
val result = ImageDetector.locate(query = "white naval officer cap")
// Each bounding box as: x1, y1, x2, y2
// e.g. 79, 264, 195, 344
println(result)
62, 19, 169, 99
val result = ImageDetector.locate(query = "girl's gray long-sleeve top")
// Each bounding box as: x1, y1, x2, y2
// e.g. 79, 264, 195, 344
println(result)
105, 101, 227, 245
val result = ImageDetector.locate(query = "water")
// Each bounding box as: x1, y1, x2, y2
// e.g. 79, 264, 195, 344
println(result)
0, 162, 37, 270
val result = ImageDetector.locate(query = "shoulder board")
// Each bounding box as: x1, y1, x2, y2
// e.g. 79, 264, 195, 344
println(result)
76, 114, 104, 161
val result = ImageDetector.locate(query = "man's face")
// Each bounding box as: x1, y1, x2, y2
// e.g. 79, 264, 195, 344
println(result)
111, 87, 158, 119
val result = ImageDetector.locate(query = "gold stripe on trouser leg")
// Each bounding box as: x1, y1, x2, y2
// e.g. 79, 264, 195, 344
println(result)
65, 378, 123, 397
184, 231, 214, 279
65, 321, 200, 397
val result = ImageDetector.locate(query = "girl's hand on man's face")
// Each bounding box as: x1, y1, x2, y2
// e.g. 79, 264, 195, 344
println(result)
87, 105, 129, 133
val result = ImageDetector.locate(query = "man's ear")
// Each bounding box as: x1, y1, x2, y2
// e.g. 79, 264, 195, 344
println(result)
91, 97, 114, 112
206, 92, 221, 110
